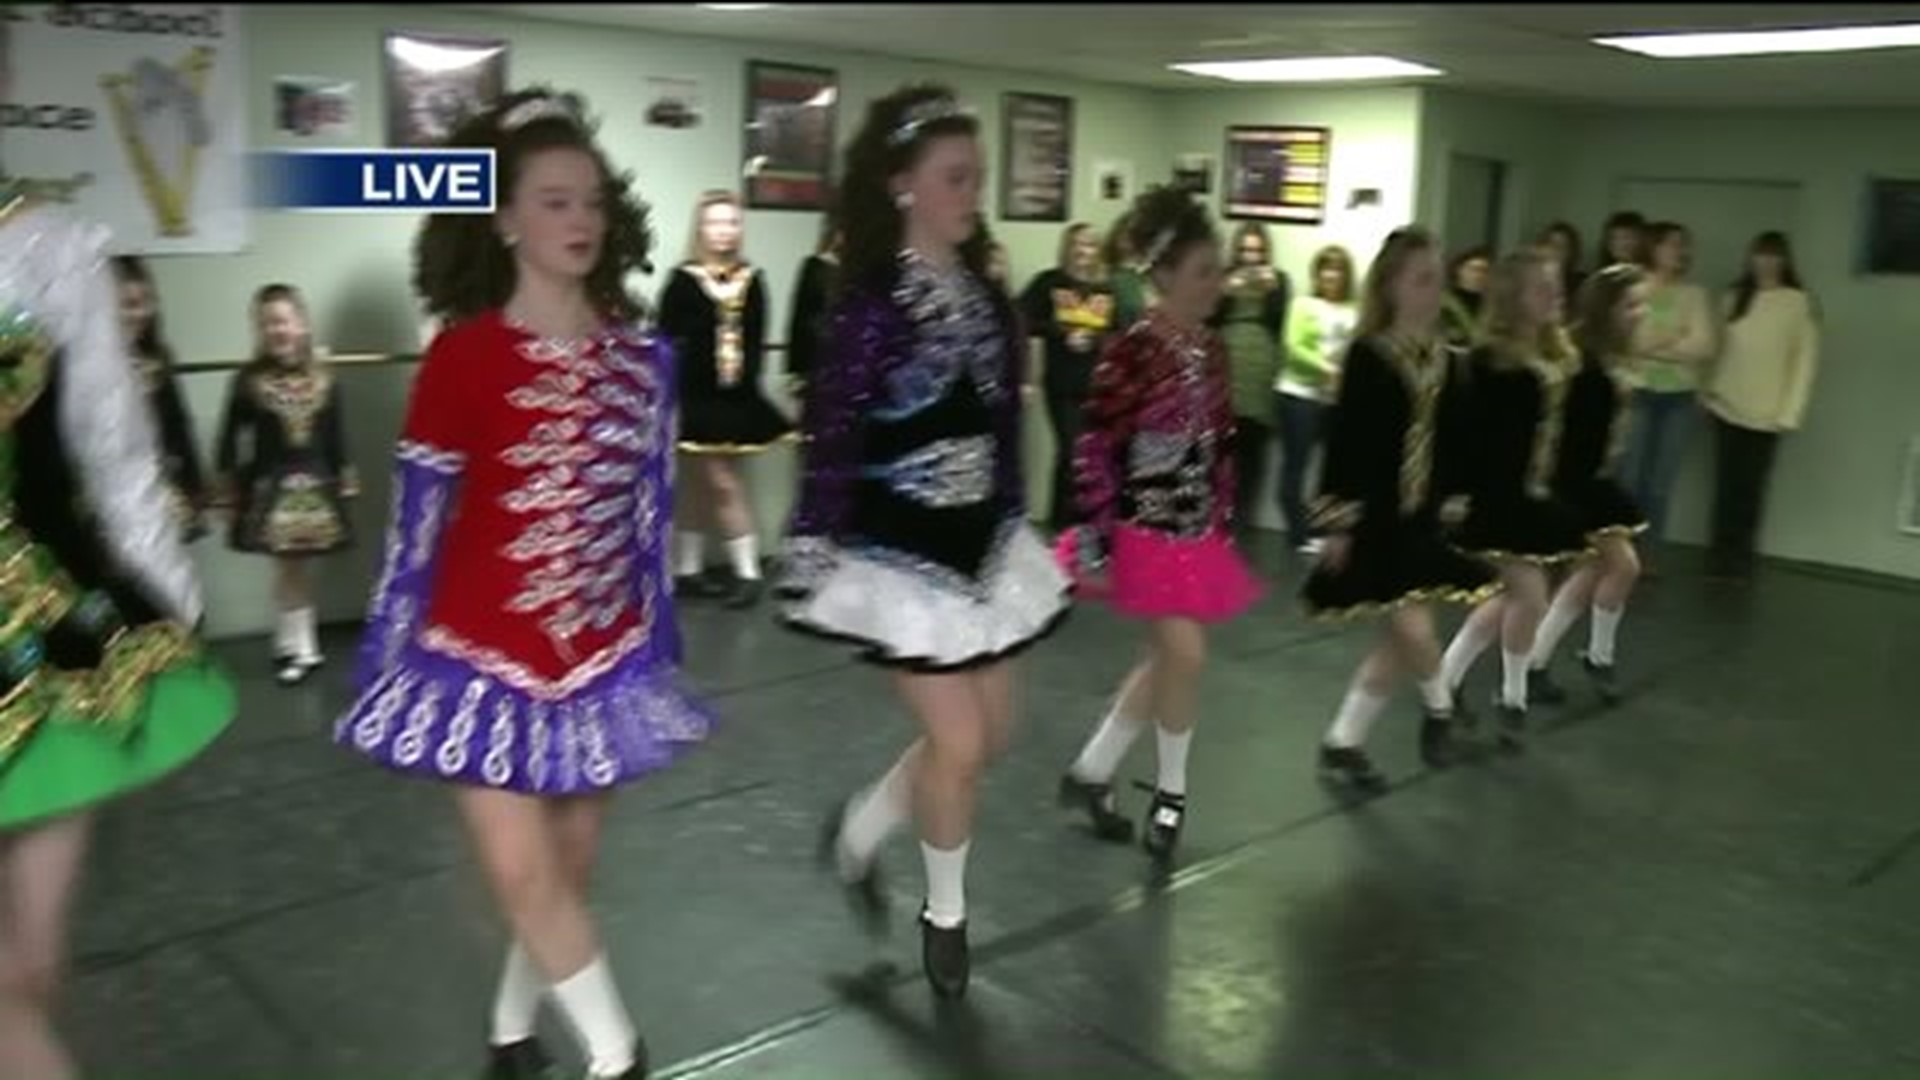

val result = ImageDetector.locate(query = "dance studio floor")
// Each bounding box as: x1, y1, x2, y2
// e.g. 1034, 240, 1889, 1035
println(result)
63, 537, 1920, 1078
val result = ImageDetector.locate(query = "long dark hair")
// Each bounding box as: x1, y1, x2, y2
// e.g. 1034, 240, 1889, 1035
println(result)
1643, 220, 1691, 278
1538, 220, 1584, 271
838, 83, 987, 290
1729, 230, 1804, 322
110, 255, 176, 368
413, 87, 653, 323
1599, 210, 1648, 267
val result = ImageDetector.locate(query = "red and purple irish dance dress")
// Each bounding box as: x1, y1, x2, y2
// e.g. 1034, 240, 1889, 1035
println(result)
337, 311, 710, 792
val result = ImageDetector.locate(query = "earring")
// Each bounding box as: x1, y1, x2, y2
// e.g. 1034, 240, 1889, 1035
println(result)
893, 191, 915, 210
503, 233, 520, 248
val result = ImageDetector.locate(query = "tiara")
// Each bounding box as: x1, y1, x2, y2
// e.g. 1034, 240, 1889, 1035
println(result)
1142, 227, 1177, 267
501, 94, 581, 132
887, 97, 972, 147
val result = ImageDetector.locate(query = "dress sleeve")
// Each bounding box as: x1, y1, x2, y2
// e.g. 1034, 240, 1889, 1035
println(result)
777, 288, 887, 597
324, 373, 360, 497
1071, 329, 1148, 568
213, 370, 251, 505
645, 336, 685, 666
1310, 337, 1382, 532
786, 258, 825, 383
152, 371, 207, 507
993, 297, 1027, 521
352, 328, 471, 692
1433, 348, 1485, 510
38, 209, 201, 624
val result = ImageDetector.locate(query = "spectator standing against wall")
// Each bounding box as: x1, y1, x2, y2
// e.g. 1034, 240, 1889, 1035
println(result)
1701, 230, 1821, 582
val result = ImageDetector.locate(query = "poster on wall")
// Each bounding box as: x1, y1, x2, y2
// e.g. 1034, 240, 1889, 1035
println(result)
743, 61, 837, 211
274, 76, 355, 139
1224, 125, 1332, 224
646, 75, 702, 130
1000, 92, 1072, 223
1865, 178, 1920, 274
4, 4, 248, 254
383, 30, 508, 147
1093, 159, 1132, 204
1173, 153, 1214, 196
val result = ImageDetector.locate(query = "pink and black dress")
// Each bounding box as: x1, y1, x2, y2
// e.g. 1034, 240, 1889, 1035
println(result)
1059, 312, 1264, 622
336, 311, 711, 794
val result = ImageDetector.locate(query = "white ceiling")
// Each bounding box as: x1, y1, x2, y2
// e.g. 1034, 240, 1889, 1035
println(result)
463, 3, 1920, 107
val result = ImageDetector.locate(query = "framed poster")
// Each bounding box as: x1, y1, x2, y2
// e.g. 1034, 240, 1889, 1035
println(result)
1865, 178, 1920, 274
646, 75, 703, 130
8, 3, 249, 253
1224, 126, 1332, 224
383, 30, 508, 147
1000, 92, 1073, 223
743, 61, 838, 211
275, 76, 356, 139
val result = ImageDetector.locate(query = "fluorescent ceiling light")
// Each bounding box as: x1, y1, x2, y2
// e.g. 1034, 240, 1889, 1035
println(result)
1170, 56, 1443, 83
1594, 23, 1920, 59
698, 3, 775, 10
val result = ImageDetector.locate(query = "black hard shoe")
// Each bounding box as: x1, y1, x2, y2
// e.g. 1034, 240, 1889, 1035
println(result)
1450, 689, 1479, 733
1496, 702, 1527, 753
919, 908, 970, 999
675, 573, 725, 601
1140, 789, 1187, 861
484, 1038, 561, 1080
1529, 666, 1569, 706
276, 656, 316, 687
1582, 654, 1622, 706
816, 799, 890, 938
1056, 774, 1135, 843
724, 575, 765, 610
1318, 744, 1389, 793
1420, 711, 1462, 768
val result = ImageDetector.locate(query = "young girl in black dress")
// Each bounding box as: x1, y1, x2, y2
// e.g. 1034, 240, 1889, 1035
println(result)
1304, 227, 1496, 792
215, 283, 358, 685
658, 191, 796, 608
1437, 248, 1592, 748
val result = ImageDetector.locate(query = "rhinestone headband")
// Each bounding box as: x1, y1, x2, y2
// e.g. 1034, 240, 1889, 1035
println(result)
1142, 227, 1177, 267
887, 97, 972, 147
501, 94, 581, 131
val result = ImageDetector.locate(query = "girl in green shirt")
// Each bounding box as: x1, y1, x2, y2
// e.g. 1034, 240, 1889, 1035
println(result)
1212, 222, 1291, 526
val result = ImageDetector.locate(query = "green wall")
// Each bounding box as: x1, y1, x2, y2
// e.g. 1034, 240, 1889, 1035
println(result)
162, 3, 1173, 638
138, 9, 1920, 640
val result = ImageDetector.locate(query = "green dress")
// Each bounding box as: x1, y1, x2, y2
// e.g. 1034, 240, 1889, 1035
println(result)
0, 196, 234, 830
1214, 267, 1288, 420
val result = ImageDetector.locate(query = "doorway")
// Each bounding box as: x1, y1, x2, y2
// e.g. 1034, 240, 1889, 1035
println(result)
1444, 153, 1508, 255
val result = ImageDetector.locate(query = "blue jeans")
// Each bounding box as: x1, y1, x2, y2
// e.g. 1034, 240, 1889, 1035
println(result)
1274, 392, 1329, 544
1619, 389, 1700, 541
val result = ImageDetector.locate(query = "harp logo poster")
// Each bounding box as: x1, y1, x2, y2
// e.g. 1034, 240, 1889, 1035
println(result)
4, 5, 248, 254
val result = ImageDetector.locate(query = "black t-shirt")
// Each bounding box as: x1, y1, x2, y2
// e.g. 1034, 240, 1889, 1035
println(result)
1018, 269, 1116, 379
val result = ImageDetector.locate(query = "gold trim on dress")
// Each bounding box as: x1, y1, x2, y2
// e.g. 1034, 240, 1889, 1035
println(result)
1305, 580, 1505, 623
1588, 522, 1649, 541
676, 431, 802, 456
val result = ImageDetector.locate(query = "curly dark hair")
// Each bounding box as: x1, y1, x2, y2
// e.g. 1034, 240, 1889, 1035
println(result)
838, 83, 988, 289
110, 255, 177, 368
412, 87, 653, 323
1126, 184, 1216, 275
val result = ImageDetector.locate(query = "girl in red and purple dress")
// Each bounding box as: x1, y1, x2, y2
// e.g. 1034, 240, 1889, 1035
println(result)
1056, 187, 1263, 860
337, 89, 710, 1080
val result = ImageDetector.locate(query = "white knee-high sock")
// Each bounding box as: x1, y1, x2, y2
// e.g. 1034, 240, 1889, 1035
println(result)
299, 607, 324, 663
1068, 700, 1148, 785
550, 956, 637, 1078
838, 752, 914, 879
1500, 650, 1530, 709
1439, 609, 1499, 693
274, 609, 300, 658
1325, 684, 1390, 749
725, 533, 762, 581
921, 840, 970, 929
490, 943, 544, 1046
1588, 605, 1624, 665
675, 531, 705, 578
1416, 675, 1453, 716
1531, 586, 1586, 670
1154, 726, 1192, 796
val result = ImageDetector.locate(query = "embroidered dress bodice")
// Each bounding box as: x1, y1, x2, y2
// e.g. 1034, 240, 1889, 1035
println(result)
367, 310, 675, 698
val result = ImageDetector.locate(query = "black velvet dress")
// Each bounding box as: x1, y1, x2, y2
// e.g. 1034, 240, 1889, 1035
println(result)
1552, 354, 1647, 539
1451, 345, 1592, 564
138, 356, 209, 540
658, 263, 796, 453
786, 252, 838, 388
215, 360, 357, 556
1300, 334, 1497, 618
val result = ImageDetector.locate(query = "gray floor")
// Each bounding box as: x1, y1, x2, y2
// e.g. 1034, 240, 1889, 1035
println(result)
60, 536, 1920, 1078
